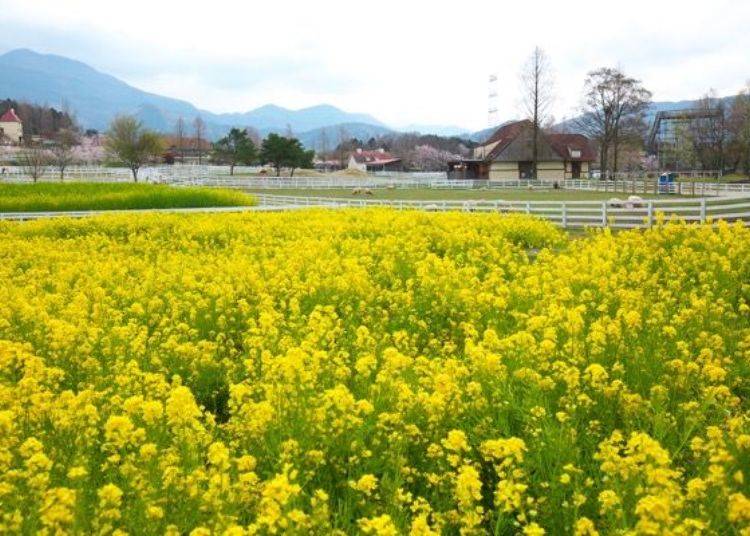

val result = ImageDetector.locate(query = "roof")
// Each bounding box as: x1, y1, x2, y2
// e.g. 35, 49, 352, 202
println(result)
351, 149, 401, 165
0, 108, 21, 123
546, 133, 596, 161
483, 120, 530, 159
480, 120, 594, 162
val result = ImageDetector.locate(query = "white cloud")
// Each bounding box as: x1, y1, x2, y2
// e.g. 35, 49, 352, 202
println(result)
1, 0, 749, 130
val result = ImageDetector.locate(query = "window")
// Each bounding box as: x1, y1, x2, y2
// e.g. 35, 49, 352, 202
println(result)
570, 149, 581, 158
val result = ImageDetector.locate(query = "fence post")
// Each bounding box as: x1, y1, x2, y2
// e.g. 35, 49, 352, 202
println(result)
525, 202, 531, 215
700, 198, 706, 223
647, 200, 654, 228
562, 203, 567, 229
601, 201, 607, 226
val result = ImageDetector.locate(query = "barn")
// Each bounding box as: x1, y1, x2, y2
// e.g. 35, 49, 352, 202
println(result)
449, 120, 595, 180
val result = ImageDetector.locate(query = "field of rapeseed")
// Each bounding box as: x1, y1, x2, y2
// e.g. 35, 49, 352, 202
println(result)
0, 183, 255, 212
0, 210, 748, 535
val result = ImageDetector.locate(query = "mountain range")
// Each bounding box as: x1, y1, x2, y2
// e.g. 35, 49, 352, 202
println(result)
0, 48, 415, 146
0, 48, 735, 148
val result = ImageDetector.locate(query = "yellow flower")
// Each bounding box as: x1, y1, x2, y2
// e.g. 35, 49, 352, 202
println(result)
358, 514, 399, 536
146, 505, 164, 520
728, 493, 750, 522
523, 522, 546, 535
574, 517, 599, 536
442, 430, 469, 452
455, 464, 482, 509
40, 487, 76, 532
207, 441, 230, 469
598, 490, 621, 514
350, 474, 378, 496
67, 466, 88, 479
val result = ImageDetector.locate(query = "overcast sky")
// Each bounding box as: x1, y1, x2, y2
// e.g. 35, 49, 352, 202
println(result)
1, 0, 749, 131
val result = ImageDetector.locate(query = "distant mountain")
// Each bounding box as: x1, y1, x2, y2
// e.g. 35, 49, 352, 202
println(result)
217, 104, 386, 132
398, 124, 471, 137
0, 48, 207, 131
468, 126, 498, 143
291, 122, 395, 150
0, 48, 390, 140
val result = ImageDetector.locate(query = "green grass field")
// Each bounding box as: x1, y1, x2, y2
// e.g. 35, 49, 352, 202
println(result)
0, 183, 256, 212
245, 187, 680, 201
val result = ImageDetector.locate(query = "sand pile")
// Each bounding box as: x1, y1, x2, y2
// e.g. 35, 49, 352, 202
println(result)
332, 168, 369, 179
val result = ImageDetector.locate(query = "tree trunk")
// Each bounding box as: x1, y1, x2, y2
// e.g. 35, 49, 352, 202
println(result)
613, 135, 619, 176
276, 165, 281, 177
230, 163, 235, 176
60, 168, 64, 182
132, 167, 139, 183
599, 142, 608, 180
532, 75, 539, 180
290, 167, 295, 178
532, 122, 538, 180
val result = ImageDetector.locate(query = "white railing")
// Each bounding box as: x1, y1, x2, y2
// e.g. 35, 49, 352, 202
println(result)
253, 193, 750, 229
484, 179, 750, 196
172, 176, 456, 189
3, 164, 750, 198
600, 170, 723, 180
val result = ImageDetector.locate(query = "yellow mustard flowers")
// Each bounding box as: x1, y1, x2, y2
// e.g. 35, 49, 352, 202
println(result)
0, 209, 748, 534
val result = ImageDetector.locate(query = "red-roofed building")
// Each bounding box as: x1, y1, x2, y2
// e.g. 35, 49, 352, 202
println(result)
0, 108, 23, 145
348, 148, 403, 172
448, 120, 595, 180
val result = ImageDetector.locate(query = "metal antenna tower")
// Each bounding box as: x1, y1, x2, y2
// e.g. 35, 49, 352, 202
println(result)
488, 74, 499, 127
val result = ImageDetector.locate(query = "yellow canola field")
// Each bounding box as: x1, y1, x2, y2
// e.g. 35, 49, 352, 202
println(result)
0, 210, 749, 535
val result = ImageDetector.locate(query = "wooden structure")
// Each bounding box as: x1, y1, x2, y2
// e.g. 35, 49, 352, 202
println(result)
451, 120, 595, 180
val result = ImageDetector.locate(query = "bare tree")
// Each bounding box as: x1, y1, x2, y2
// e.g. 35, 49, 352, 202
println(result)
51, 128, 80, 181
691, 91, 725, 172
520, 47, 554, 180
174, 116, 186, 163
576, 68, 651, 178
105, 115, 163, 182
336, 125, 350, 168
318, 128, 330, 166
19, 142, 51, 183
672, 121, 697, 172
246, 126, 262, 148
193, 116, 206, 164
728, 83, 750, 175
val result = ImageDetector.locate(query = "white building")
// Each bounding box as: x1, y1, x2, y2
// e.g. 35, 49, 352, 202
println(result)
347, 148, 402, 172
0, 108, 23, 145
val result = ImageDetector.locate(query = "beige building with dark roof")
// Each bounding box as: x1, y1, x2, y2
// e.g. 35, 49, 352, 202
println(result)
347, 148, 403, 172
449, 120, 595, 180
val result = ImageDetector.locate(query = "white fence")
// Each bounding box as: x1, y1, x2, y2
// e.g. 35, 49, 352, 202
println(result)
538, 179, 750, 196
177, 177, 750, 197
4, 164, 750, 197
253, 193, 750, 229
